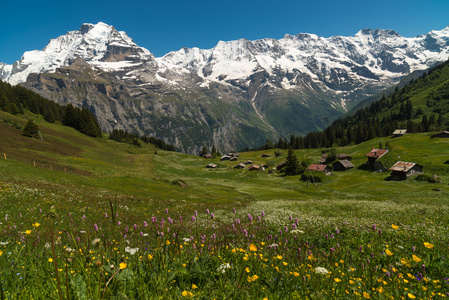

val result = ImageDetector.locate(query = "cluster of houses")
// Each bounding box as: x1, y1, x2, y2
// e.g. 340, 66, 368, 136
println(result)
203, 130, 449, 180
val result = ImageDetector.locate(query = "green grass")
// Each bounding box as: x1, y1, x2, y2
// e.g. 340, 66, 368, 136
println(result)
1, 110, 449, 298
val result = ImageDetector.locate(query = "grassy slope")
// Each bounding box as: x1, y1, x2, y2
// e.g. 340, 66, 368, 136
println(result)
1, 109, 449, 228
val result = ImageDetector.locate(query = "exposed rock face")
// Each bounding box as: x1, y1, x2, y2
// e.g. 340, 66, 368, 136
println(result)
1, 22, 449, 153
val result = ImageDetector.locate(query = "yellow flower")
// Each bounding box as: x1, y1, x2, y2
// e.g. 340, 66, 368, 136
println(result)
349, 280, 355, 284
32, 222, 40, 227
407, 293, 416, 299
166, 240, 170, 245
385, 249, 393, 256
25, 230, 32, 235
249, 244, 257, 251
48, 258, 53, 263
391, 224, 399, 229
363, 292, 370, 298
424, 242, 434, 249
401, 258, 411, 267
283, 262, 288, 266
276, 255, 282, 260
182, 290, 193, 297
192, 284, 197, 289
293, 272, 299, 277
148, 254, 153, 260
119, 262, 127, 269
245, 267, 250, 273
377, 287, 384, 293
0, 251, 3, 256
334, 278, 342, 282
412, 255, 421, 262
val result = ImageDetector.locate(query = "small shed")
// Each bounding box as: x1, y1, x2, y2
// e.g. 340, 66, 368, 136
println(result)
307, 163, 332, 175
228, 153, 240, 157
206, 163, 217, 169
220, 155, 232, 161
392, 129, 407, 137
244, 160, 253, 165
332, 159, 354, 171
261, 153, 271, 157
248, 164, 265, 171
365, 149, 389, 171
318, 157, 327, 164
203, 154, 212, 159
261, 164, 269, 169
389, 161, 423, 180
337, 153, 352, 161
230, 157, 238, 161
431, 131, 449, 138
234, 163, 245, 169
276, 162, 286, 170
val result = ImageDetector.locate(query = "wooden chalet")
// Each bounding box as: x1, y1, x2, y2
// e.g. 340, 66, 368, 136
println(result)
336, 153, 352, 161
431, 131, 449, 138
261, 153, 271, 157
244, 160, 253, 164
234, 163, 245, 169
332, 159, 354, 171
203, 154, 212, 159
389, 161, 423, 180
307, 163, 332, 175
230, 157, 238, 161
276, 162, 286, 170
392, 129, 407, 137
220, 155, 232, 161
248, 164, 263, 171
365, 149, 389, 171
206, 163, 217, 169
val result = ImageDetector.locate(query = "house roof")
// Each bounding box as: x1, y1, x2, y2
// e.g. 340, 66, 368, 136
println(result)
337, 153, 351, 159
365, 149, 389, 159
431, 131, 449, 137
308, 163, 330, 171
389, 161, 422, 172
393, 129, 407, 135
336, 159, 354, 168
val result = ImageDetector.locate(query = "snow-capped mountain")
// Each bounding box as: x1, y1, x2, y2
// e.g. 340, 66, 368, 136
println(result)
1, 22, 449, 153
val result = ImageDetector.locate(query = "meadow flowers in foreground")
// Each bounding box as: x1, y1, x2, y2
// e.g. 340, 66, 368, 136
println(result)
0, 184, 448, 299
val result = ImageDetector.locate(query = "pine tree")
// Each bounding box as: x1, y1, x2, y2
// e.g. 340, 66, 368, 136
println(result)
284, 146, 301, 176
22, 119, 39, 138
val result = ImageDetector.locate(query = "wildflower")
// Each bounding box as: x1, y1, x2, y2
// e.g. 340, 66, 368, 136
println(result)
334, 278, 342, 282
276, 255, 282, 260
217, 263, 231, 274
192, 284, 197, 289
385, 249, 393, 256
412, 255, 421, 262
94, 224, 98, 231
119, 262, 127, 269
48, 258, 53, 263
125, 247, 139, 255
249, 244, 257, 252
315, 267, 329, 275
293, 272, 299, 277
166, 240, 170, 245
247, 275, 259, 282
148, 254, 153, 260
92, 238, 101, 247
392, 224, 399, 229
363, 292, 370, 299
424, 242, 434, 249
182, 290, 193, 297
25, 230, 31, 235
32, 222, 40, 227
245, 267, 250, 273
290, 229, 304, 234
407, 293, 416, 299
0, 251, 2, 256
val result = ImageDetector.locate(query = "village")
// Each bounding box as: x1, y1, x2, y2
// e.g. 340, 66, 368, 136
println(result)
201, 130, 449, 182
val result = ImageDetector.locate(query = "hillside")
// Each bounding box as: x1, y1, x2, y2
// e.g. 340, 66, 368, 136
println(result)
1, 108, 449, 299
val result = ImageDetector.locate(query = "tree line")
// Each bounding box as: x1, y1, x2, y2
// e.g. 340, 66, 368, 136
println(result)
0, 80, 101, 138
109, 129, 176, 151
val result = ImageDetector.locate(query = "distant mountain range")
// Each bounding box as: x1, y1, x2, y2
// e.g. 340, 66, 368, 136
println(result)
1, 22, 449, 153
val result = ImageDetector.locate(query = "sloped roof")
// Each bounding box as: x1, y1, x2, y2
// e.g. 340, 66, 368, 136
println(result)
308, 163, 330, 171
337, 153, 351, 159
365, 149, 389, 159
393, 129, 407, 135
336, 159, 354, 168
390, 161, 422, 172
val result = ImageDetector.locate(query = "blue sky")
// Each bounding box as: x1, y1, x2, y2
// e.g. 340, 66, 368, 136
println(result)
1, 0, 448, 64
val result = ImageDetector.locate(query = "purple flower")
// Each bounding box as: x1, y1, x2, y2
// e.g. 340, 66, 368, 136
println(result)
82, 215, 86, 220
378, 229, 382, 236
179, 216, 182, 222
192, 216, 196, 222
372, 224, 377, 230
105, 213, 108, 218
94, 224, 98, 231
194, 210, 198, 217
206, 209, 210, 214
143, 221, 148, 227
168, 217, 173, 224
412, 246, 416, 251
261, 211, 265, 217
134, 224, 138, 230
289, 215, 293, 221
165, 208, 168, 214
233, 208, 236, 214
247, 213, 253, 222
386, 271, 390, 277
292, 223, 297, 229
211, 213, 214, 220
117, 221, 121, 225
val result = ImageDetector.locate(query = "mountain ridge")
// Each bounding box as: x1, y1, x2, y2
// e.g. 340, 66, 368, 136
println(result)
1, 22, 449, 154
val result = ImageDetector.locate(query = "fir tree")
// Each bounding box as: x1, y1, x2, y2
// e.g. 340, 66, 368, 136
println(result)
284, 146, 301, 176
22, 119, 39, 138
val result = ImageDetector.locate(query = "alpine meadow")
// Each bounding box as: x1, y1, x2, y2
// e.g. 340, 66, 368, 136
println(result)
1, 21, 449, 299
